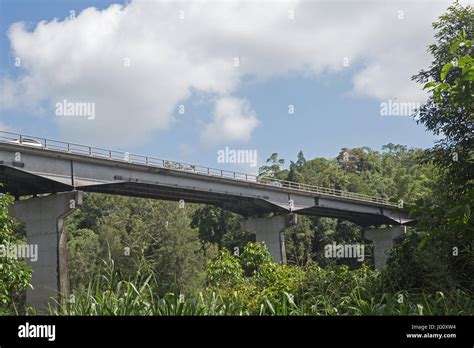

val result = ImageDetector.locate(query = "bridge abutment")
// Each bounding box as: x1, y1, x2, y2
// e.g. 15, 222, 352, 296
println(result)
364, 226, 406, 271
9, 191, 83, 313
240, 214, 297, 264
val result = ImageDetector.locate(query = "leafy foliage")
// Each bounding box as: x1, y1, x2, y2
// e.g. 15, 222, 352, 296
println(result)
385, 1, 474, 296
413, 2, 473, 196
0, 190, 31, 315
206, 249, 244, 287
66, 194, 215, 295
239, 242, 273, 276
54, 251, 473, 316
191, 206, 253, 249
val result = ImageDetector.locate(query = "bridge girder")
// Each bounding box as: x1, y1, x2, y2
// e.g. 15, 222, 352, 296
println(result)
0, 143, 414, 227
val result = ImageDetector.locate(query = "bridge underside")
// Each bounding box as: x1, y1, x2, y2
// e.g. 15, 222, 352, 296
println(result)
0, 165, 406, 227
0, 165, 72, 196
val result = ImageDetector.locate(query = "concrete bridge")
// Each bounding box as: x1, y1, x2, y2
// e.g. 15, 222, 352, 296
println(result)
0, 131, 413, 311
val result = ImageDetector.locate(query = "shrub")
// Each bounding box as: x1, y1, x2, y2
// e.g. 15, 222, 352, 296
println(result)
206, 249, 244, 287
0, 190, 31, 315
254, 262, 305, 303
239, 242, 273, 276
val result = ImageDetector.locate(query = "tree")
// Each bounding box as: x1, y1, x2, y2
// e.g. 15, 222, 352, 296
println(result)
284, 215, 314, 266
67, 228, 100, 291
206, 248, 244, 287
288, 151, 306, 182
66, 193, 216, 295
413, 1, 473, 197
384, 2, 474, 294
337, 147, 376, 173
152, 209, 213, 294
239, 242, 273, 276
0, 189, 31, 314
258, 153, 285, 178
191, 206, 252, 250
296, 150, 306, 168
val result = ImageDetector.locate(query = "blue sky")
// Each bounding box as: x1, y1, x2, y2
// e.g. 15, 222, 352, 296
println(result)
0, 0, 453, 173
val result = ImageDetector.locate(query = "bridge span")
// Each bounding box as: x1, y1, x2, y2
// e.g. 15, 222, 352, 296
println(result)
0, 131, 410, 225
0, 131, 412, 311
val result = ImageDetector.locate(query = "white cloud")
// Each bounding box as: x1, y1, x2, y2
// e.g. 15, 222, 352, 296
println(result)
201, 97, 260, 145
0, 0, 453, 146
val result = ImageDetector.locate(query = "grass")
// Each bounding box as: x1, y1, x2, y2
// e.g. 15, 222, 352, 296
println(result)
50, 257, 473, 316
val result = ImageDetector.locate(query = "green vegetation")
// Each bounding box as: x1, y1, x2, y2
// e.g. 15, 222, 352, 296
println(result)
0, 188, 31, 315
0, 2, 472, 316
52, 244, 472, 316
66, 195, 216, 295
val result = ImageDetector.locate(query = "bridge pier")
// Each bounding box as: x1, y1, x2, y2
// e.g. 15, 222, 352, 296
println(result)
241, 214, 297, 264
364, 226, 406, 271
9, 191, 83, 313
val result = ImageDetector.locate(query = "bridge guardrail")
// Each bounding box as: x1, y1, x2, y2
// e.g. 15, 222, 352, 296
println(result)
0, 130, 398, 207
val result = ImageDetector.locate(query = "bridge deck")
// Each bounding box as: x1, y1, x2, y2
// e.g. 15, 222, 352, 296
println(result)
0, 130, 412, 226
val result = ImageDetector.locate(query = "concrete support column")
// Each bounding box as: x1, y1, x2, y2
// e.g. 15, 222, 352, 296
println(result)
240, 214, 297, 264
9, 191, 83, 312
364, 226, 406, 271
